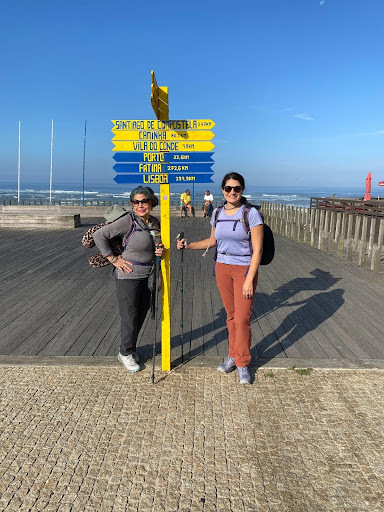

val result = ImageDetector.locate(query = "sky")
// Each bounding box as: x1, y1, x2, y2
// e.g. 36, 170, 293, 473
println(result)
0, 0, 383, 191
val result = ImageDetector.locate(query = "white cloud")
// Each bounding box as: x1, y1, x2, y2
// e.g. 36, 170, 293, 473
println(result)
320, 0, 326, 5
353, 129, 384, 136
294, 113, 315, 121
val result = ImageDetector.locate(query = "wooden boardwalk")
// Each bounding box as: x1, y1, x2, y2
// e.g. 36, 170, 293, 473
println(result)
1, 217, 383, 365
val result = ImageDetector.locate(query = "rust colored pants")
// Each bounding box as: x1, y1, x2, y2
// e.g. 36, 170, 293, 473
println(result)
215, 262, 258, 367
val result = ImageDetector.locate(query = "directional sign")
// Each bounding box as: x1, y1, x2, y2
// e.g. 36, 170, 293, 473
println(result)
113, 152, 215, 163
113, 163, 214, 173
114, 174, 169, 185
169, 173, 214, 183
167, 152, 214, 162
112, 120, 215, 131
112, 130, 215, 141
112, 141, 215, 152
114, 173, 214, 185
113, 152, 167, 163
151, 70, 169, 121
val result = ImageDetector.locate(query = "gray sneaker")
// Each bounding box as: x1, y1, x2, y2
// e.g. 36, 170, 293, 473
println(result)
217, 356, 236, 374
237, 367, 251, 384
118, 353, 140, 373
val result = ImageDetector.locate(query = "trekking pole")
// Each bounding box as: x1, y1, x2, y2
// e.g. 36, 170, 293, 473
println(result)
151, 255, 161, 385
176, 232, 185, 362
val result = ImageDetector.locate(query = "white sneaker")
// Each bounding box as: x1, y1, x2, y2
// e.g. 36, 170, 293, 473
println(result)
118, 353, 140, 373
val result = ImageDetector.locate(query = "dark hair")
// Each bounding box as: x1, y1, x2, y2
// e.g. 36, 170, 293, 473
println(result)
221, 172, 245, 190
221, 172, 247, 205
130, 186, 158, 207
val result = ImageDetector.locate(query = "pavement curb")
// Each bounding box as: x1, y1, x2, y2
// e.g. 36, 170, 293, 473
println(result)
1, 355, 384, 370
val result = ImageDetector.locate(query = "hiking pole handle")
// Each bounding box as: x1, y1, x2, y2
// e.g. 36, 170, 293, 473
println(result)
176, 232, 186, 249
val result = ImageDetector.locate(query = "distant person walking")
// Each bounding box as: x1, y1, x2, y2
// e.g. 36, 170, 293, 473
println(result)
93, 187, 164, 373
180, 189, 193, 217
203, 189, 214, 217
177, 173, 263, 384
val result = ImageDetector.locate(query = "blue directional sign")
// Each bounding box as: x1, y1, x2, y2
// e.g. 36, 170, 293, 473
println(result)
112, 152, 215, 163
114, 173, 214, 185
113, 152, 163, 163
167, 152, 214, 162
113, 163, 214, 174
168, 173, 214, 184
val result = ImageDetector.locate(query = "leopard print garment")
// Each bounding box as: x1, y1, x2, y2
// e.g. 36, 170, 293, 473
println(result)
82, 223, 124, 268
81, 223, 106, 248
88, 253, 110, 268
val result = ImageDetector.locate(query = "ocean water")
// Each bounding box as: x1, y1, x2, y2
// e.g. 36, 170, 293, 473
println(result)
0, 182, 382, 208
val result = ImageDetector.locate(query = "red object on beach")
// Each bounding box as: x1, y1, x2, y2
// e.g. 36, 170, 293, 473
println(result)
379, 181, 384, 186
364, 172, 372, 201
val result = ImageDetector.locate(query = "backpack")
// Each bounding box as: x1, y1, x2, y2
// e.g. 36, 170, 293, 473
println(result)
82, 222, 124, 268
122, 212, 159, 249
82, 212, 159, 269
213, 203, 275, 266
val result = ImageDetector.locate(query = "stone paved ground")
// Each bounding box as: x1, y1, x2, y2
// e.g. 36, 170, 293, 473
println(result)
0, 367, 383, 512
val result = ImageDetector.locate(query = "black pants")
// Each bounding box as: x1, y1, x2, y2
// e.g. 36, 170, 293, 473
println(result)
115, 278, 151, 356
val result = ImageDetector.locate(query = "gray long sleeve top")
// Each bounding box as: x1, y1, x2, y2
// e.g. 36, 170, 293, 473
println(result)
93, 213, 160, 280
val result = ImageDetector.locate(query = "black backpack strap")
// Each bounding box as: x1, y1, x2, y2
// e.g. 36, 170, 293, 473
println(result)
213, 205, 224, 227
212, 206, 224, 275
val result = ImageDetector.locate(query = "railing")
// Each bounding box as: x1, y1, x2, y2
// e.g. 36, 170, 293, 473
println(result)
1, 199, 220, 208
310, 197, 384, 217
261, 201, 384, 273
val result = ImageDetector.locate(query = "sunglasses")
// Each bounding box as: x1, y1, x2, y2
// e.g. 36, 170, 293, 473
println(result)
132, 198, 150, 205
223, 186, 242, 193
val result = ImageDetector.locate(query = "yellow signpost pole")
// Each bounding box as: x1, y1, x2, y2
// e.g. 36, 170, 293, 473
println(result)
151, 71, 171, 372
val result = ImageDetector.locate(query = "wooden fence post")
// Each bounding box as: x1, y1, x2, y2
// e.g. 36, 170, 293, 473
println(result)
303, 208, 310, 244
327, 211, 336, 254
368, 217, 376, 258
334, 212, 342, 252
311, 209, 318, 247
318, 210, 326, 250
345, 213, 354, 261
358, 216, 368, 266
297, 207, 302, 241
370, 218, 383, 272
353, 215, 362, 251
337, 213, 346, 259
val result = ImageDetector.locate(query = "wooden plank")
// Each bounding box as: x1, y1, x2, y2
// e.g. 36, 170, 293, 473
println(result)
1, 219, 383, 363
10, 278, 114, 355
269, 238, 384, 358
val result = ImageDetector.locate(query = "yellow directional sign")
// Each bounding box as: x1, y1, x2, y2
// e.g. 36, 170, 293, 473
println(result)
112, 119, 215, 131
112, 141, 215, 152
151, 71, 169, 121
112, 130, 215, 141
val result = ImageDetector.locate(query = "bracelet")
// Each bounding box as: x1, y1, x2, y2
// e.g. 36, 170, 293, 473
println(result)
110, 256, 118, 264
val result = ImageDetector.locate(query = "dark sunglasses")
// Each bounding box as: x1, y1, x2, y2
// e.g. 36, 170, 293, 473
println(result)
132, 198, 150, 205
223, 186, 242, 193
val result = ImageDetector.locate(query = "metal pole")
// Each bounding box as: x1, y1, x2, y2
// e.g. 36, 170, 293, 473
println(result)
49, 120, 54, 203
82, 120, 87, 206
176, 232, 185, 362
17, 121, 21, 203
